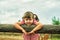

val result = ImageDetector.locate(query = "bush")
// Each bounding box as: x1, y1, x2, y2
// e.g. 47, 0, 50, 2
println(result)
52, 16, 60, 25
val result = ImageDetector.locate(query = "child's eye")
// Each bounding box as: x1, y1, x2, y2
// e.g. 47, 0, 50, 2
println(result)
29, 19, 31, 20
26, 19, 28, 20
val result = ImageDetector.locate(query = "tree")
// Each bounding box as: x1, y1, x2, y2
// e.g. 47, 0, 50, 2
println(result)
52, 16, 60, 25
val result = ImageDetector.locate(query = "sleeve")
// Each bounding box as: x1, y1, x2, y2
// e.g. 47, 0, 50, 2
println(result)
33, 19, 38, 25
20, 20, 25, 24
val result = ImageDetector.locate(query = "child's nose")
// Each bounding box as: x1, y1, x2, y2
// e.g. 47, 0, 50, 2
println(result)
27, 20, 30, 22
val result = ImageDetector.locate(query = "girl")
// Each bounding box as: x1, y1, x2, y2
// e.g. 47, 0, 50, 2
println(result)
33, 14, 49, 40
14, 11, 43, 40
33, 14, 39, 22
33, 14, 40, 40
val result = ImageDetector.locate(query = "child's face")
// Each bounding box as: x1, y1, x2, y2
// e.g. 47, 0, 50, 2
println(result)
24, 18, 33, 25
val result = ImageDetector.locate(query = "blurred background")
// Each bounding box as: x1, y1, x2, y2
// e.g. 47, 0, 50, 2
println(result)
0, 0, 60, 24
0, 0, 60, 40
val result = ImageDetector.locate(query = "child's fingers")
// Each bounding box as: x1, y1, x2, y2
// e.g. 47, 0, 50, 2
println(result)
23, 32, 28, 35
28, 32, 35, 35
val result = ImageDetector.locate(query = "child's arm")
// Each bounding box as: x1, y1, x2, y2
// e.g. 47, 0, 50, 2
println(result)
29, 22, 43, 33
13, 22, 27, 34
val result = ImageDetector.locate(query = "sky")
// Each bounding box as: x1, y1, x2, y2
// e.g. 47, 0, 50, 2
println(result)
0, 0, 60, 24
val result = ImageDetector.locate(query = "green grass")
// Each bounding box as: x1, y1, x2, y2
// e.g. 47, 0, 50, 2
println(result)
51, 38, 60, 40
0, 32, 60, 40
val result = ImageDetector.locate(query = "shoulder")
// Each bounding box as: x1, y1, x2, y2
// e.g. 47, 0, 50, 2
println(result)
16, 20, 25, 25
34, 20, 42, 25
34, 19, 38, 23
33, 19, 38, 25
20, 20, 25, 24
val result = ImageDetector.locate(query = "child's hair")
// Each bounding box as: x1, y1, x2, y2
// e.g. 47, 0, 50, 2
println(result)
22, 11, 34, 19
33, 14, 39, 21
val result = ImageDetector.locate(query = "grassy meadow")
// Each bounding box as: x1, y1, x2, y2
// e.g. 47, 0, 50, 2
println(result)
0, 32, 60, 40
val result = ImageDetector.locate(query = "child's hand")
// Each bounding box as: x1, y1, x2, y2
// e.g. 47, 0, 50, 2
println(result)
24, 31, 28, 35
28, 31, 35, 35
22, 30, 28, 35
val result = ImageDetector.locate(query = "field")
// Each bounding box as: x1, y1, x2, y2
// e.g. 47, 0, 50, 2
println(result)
0, 32, 23, 40
0, 32, 60, 40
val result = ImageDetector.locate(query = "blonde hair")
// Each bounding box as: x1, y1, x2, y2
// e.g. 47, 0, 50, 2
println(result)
22, 11, 34, 19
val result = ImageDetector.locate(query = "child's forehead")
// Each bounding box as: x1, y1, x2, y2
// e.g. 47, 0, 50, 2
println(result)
24, 18, 33, 19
